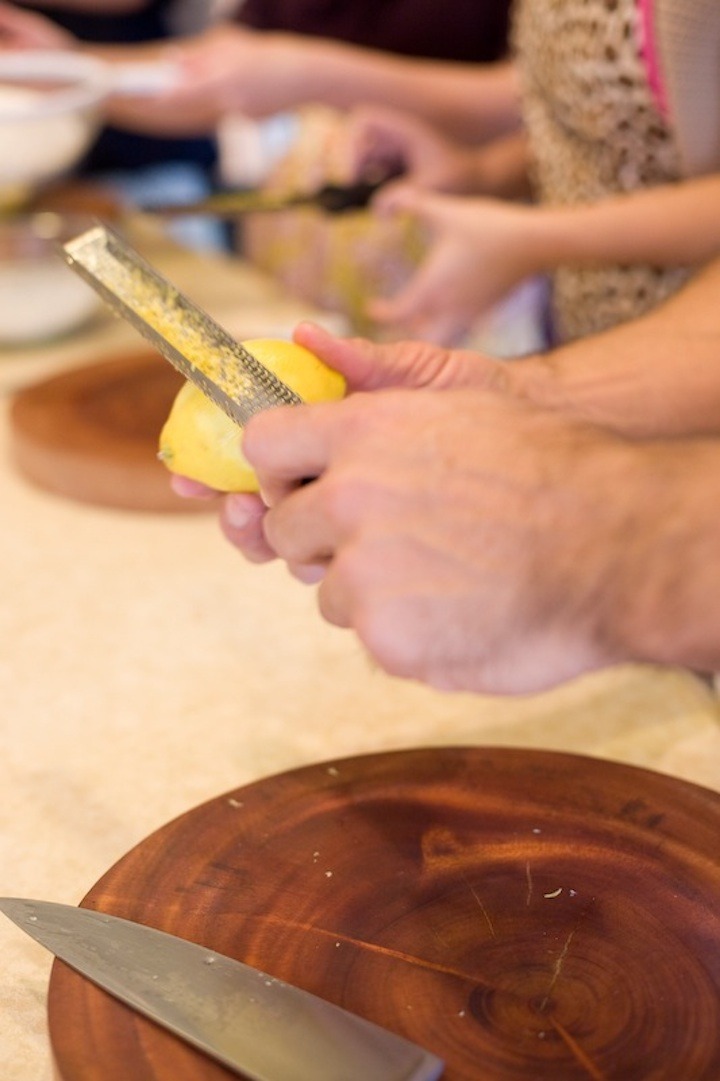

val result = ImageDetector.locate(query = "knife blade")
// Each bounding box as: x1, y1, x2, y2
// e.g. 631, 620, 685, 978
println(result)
0, 898, 444, 1081
61, 224, 301, 428
143, 178, 391, 220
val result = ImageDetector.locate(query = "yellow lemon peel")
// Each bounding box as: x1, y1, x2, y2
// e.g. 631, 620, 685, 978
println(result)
158, 338, 345, 492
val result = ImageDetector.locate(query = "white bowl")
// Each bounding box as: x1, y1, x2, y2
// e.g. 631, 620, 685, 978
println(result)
0, 212, 101, 345
0, 51, 109, 206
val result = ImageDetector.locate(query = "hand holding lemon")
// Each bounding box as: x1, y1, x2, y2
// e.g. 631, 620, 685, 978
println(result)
158, 337, 345, 492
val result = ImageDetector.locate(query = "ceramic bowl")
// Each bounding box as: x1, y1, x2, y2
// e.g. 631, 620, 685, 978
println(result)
0, 212, 100, 345
0, 51, 108, 209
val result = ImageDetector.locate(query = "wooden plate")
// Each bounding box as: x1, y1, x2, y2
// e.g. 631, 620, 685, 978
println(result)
9, 351, 210, 513
48, 747, 720, 1079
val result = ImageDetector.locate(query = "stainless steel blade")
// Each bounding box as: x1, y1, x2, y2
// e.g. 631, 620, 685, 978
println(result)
61, 224, 302, 428
0, 898, 444, 1081
143, 178, 391, 219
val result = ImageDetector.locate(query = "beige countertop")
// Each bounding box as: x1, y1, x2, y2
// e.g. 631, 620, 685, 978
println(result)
1, 230, 719, 1079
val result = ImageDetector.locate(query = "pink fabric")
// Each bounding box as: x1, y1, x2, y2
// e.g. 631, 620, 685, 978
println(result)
638, 0, 668, 117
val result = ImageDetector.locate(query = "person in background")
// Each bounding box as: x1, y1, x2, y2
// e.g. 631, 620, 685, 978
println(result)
77, 0, 720, 350
172, 252, 720, 696
0, 0, 516, 142
307, 0, 720, 345
0, 0, 218, 172
0, 0, 220, 231
0, 0, 517, 276
153, 2, 517, 332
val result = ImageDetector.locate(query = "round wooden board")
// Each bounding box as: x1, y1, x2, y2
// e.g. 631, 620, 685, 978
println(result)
48, 747, 720, 1080
9, 351, 211, 513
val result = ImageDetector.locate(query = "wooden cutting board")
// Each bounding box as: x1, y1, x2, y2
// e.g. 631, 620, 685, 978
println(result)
47, 746, 720, 1080
9, 350, 212, 513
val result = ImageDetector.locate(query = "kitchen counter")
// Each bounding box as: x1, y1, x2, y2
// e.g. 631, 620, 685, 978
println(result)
1, 229, 719, 1080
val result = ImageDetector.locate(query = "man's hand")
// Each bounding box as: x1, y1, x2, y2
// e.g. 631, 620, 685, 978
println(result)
240, 384, 651, 693
173, 321, 512, 564
172, 316, 720, 692
184, 325, 632, 694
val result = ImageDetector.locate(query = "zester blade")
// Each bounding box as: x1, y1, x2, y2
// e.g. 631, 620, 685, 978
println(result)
61, 224, 302, 427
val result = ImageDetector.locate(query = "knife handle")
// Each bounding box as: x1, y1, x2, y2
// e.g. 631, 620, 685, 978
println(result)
313, 177, 392, 213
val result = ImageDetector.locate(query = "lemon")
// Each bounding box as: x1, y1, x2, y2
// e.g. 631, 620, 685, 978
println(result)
158, 338, 345, 492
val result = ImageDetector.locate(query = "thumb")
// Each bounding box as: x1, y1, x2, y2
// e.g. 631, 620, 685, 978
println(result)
372, 183, 464, 229
293, 321, 457, 391
372, 180, 428, 219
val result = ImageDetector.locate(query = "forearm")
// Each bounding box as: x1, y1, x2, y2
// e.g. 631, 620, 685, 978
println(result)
299, 46, 522, 143
512, 257, 720, 438
524, 175, 720, 271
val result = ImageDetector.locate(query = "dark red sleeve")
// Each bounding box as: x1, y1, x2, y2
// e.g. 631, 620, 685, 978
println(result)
236, 0, 512, 63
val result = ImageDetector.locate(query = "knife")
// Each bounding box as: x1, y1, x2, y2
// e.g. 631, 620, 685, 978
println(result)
0, 898, 444, 1081
143, 177, 391, 220
61, 223, 300, 428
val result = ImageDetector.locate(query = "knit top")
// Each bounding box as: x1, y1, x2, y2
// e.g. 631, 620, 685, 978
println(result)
513, 0, 720, 342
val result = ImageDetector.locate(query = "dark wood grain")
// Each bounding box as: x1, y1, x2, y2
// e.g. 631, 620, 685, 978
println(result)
10, 351, 210, 513
48, 747, 720, 1079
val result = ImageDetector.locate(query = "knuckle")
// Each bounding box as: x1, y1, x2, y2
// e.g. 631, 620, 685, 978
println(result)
318, 469, 374, 528
356, 600, 424, 681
